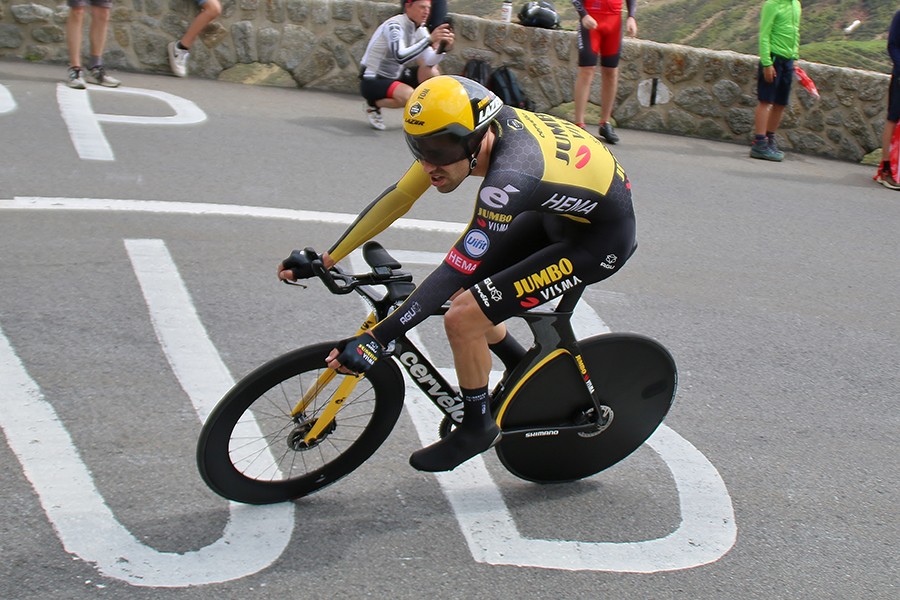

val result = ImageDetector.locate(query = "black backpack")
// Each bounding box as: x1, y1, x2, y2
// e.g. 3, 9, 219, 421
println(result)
489, 66, 535, 111
461, 59, 492, 87
518, 1, 561, 29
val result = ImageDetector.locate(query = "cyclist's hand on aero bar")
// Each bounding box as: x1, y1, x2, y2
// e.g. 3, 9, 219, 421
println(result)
278, 248, 337, 281
327, 332, 383, 375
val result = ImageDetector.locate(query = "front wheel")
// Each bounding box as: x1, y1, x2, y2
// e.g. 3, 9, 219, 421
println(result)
495, 333, 677, 483
197, 342, 404, 504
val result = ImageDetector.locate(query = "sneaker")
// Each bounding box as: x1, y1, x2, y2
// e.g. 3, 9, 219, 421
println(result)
168, 41, 190, 78
750, 139, 783, 161
598, 121, 619, 144
574, 122, 586, 130
87, 65, 120, 88
874, 167, 900, 190
66, 66, 86, 89
408, 424, 501, 472
365, 105, 386, 130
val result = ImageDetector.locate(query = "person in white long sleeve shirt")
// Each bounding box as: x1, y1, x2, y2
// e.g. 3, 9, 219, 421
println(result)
360, 0, 454, 130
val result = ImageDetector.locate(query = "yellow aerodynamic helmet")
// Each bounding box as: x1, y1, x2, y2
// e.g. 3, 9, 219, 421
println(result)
403, 75, 504, 166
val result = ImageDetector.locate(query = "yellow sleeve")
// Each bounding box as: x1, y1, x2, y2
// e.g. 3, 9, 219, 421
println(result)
327, 163, 431, 263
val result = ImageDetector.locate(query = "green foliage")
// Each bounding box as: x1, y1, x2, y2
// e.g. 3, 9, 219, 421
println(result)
637, 0, 897, 71
447, 0, 900, 72
802, 39, 891, 73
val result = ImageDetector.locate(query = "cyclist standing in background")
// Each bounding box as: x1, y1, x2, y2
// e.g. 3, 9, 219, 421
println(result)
279, 76, 636, 472
359, 0, 454, 130
571, 0, 637, 144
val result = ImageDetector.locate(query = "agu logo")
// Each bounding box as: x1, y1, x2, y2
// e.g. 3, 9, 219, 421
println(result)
409, 102, 423, 117
464, 230, 489, 258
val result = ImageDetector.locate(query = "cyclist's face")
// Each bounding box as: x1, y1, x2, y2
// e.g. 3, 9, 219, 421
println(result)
418, 156, 469, 193
405, 0, 431, 26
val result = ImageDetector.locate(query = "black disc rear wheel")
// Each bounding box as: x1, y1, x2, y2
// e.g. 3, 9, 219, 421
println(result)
495, 333, 676, 483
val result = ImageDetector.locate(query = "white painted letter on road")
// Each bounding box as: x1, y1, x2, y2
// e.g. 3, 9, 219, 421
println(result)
56, 85, 206, 161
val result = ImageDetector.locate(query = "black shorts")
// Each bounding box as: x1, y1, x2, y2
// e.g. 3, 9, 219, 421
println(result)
468, 210, 636, 324
888, 73, 900, 122
757, 55, 794, 106
359, 66, 418, 107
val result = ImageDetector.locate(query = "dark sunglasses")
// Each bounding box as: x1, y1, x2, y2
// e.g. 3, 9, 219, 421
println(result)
404, 131, 473, 166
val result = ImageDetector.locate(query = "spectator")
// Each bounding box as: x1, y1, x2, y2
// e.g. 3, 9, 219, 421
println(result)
167, 0, 223, 78
875, 9, 900, 189
751, 0, 801, 162
359, 0, 454, 130
65, 0, 120, 88
571, 0, 637, 144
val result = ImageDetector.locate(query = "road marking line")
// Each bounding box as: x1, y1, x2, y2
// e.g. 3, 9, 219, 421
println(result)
2, 196, 465, 234
0, 240, 294, 588
1, 199, 736, 579
0, 83, 15, 114
55, 85, 206, 161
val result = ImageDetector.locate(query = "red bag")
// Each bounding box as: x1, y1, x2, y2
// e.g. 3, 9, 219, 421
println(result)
874, 117, 900, 183
794, 66, 820, 99
892, 123, 900, 182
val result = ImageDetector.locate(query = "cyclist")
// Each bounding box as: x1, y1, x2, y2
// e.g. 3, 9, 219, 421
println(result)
359, 0, 454, 130
279, 75, 636, 472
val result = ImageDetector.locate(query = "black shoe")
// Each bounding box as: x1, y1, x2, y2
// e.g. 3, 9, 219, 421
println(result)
409, 424, 502, 472
599, 122, 619, 144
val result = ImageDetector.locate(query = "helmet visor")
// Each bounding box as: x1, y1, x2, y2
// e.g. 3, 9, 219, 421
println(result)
404, 131, 471, 166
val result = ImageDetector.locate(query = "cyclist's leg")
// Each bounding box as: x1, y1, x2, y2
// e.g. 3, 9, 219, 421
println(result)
409, 215, 550, 472
474, 221, 636, 324
447, 209, 637, 394
410, 215, 635, 472
457, 211, 550, 372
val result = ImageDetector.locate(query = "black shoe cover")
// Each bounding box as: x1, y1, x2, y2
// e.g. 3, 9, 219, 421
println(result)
409, 424, 501, 472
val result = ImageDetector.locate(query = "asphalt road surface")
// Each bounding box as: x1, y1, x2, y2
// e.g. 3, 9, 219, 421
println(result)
1, 59, 897, 599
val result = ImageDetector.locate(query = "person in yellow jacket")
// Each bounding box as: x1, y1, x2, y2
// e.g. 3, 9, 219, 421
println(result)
751, 0, 801, 162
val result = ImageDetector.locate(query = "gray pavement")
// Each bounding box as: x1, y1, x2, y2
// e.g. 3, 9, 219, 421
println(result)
1, 59, 898, 599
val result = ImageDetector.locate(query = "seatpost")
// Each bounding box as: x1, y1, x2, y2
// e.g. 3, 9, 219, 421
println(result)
553, 287, 611, 422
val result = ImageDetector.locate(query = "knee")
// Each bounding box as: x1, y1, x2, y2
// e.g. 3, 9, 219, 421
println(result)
419, 65, 439, 82
443, 294, 483, 341
393, 84, 413, 106
67, 6, 85, 21
206, 0, 222, 18
91, 6, 111, 24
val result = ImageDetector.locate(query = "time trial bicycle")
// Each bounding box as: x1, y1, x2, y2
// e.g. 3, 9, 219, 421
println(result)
197, 241, 677, 504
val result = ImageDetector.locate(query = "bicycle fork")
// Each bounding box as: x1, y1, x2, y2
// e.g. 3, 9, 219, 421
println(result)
289, 313, 377, 446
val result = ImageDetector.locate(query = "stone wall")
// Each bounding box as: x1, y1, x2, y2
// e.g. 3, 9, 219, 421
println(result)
0, 0, 890, 161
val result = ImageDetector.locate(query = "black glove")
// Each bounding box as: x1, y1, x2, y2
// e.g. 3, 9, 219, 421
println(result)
282, 248, 318, 280
335, 332, 383, 374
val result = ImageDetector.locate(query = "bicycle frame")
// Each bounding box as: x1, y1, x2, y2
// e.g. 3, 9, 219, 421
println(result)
199, 241, 676, 501
292, 256, 610, 446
